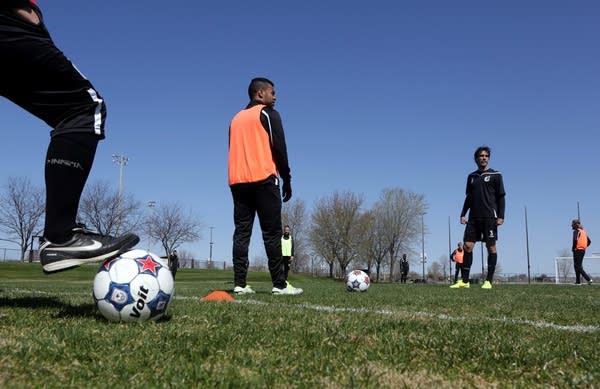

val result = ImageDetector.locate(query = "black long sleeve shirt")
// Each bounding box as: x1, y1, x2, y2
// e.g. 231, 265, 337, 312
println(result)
460, 168, 506, 219
246, 100, 291, 184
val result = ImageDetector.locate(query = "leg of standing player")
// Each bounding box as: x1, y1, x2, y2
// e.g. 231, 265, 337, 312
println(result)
484, 218, 498, 284
255, 179, 286, 290
461, 241, 474, 283
485, 242, 498, 283
282, 256, 291, 280
231, 185, 256, 288
573, 250, 586, 284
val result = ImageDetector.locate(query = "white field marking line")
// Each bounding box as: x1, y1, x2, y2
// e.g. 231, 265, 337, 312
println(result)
4, 289, 598, 334
233, 299, 600, 334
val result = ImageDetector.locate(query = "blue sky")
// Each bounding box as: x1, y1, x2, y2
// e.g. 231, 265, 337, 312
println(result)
1, 1, 599, 276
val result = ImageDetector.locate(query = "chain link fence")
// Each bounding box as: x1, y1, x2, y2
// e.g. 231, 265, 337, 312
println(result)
0, 248, 26, 262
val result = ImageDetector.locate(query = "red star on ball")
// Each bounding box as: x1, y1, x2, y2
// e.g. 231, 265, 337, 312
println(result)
102, 256, 119, 270
136, 255, 161, 275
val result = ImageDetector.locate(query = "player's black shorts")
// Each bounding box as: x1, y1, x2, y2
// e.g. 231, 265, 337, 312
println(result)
463, 218, 498, 244
0, 7, 106, 138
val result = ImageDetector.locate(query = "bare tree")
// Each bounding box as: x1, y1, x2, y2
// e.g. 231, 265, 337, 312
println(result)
282, 199, 309, 273
78, 180, 142, 235
309, 191, 365, 277
360, 210, 388, 282
174, 248, 193, 269
373, 188, 427, 280
0, 177, 45, 261
310, 199, 339, 278
557, 248, 572, 282
146, 202, 203, 258
427, 260, 443, 280
435, 254, 449, 281
249, 254, 268, 272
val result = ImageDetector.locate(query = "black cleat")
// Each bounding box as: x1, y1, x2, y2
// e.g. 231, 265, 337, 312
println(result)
40, 227, 139, 274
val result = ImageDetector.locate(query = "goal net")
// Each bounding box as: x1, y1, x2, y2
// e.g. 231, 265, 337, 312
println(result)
554, 255, 600, 284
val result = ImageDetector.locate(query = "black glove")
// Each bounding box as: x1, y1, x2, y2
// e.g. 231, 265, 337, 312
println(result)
282, 181, 292, 203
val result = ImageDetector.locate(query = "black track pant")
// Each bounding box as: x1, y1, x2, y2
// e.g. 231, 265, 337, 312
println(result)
0, 7, 106, 138
454, 263, 462, 283
231, 177, 285, 289
573, 250, 591, 284
283, 256, 292, 279
1, 6, 106, 243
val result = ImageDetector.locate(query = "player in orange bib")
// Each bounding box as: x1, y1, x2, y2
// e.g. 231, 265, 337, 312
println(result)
571, 219, 593, 285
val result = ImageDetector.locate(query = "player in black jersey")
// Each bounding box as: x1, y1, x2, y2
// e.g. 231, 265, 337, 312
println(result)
1, 2, 139, 274
451, 146, 505, 289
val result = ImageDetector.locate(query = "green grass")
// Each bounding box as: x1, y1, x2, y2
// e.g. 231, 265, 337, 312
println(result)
1, 263, 599, 388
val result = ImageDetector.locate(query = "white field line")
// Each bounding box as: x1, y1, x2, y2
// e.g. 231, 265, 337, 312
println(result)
3, 289, 598, 334
234, 299, 600, 334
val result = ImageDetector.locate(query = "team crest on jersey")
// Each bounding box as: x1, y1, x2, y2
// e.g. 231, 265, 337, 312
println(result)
484, 176, 491, 182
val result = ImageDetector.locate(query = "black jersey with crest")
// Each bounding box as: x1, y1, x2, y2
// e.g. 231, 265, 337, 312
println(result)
460, 169, 505, 219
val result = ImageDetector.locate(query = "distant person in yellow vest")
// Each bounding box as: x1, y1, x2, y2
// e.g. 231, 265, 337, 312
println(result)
451, 242, 464, 283
400, 254, 409, 284
571, 219, 593, 285
281, 225, 294, 280
228, 77, 302, 296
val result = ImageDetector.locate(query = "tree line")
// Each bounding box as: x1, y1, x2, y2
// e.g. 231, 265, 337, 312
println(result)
284, 188, 428, 281
1, 176, 436, 281
0, 177, 202, 261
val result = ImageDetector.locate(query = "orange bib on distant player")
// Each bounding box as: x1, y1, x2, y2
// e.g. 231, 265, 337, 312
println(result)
576, 228, 589, 250
454, 249, 464, 264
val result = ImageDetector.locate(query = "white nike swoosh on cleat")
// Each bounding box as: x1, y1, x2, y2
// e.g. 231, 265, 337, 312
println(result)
48, 240, 103, 252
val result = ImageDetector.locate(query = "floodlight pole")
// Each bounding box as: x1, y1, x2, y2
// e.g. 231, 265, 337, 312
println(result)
448, 216, 452, 284
209, 226, 214, 262
421, 212, 426, 282
147, 201, 156, 251
525, 206, 531, 284
112, 154, 128, 235
112, 154, 129, 199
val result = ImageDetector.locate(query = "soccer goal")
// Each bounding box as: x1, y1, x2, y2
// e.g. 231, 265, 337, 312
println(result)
554, 254, 600, 284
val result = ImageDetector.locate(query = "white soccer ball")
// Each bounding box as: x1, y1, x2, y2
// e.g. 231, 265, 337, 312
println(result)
346, 269, 370, 292
93, 249, 174, 322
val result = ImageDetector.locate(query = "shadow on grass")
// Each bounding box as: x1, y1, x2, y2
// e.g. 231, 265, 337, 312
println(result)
0, 293, 175, 323
0, 296, 97, 318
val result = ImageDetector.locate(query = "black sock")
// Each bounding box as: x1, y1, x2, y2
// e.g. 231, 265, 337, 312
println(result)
44, 133, 98, 243
461, 251, 473, 282
487, 253, 497, 282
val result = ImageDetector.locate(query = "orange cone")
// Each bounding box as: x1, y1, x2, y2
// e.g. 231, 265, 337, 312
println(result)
201, 290, 235, 302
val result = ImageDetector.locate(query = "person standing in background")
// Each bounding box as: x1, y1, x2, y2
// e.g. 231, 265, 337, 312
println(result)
228, 77, 302, 295
451, 242, 464, 284
281, 225, 294, 280
400, 254, 409, 284
571, 219, 593, 285
169, 250, 179, 279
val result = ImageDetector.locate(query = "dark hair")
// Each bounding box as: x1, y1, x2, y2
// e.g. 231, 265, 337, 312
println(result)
248, 77, 274, 100
474, 146, 491, 160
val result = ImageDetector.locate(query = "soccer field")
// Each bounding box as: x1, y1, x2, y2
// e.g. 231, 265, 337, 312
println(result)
1, 263, 599, 388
